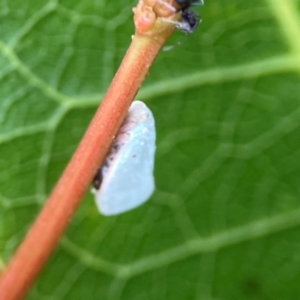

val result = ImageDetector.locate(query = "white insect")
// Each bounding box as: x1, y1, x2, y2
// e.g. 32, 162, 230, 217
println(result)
91, 100, 156, 216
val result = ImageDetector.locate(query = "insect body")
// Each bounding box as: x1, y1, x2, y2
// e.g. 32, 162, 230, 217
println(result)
174, 0, 204, 34
179, 9, 200, 33
92, 100, 156, 216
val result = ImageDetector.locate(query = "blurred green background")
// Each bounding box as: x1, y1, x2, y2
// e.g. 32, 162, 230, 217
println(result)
1, 0, 300, 299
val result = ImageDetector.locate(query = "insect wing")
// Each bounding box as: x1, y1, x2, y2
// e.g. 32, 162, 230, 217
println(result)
191, 0, 204, 7
93, 101, 156, 216
175, 0, 204, 9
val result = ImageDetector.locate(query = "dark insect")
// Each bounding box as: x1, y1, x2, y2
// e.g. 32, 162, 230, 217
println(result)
174, 0, 204, 10
180, 9, 200, 33
172, 0, 203, 34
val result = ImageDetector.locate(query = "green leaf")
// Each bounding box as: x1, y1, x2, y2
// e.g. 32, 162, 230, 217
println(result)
1, 0, 300, 299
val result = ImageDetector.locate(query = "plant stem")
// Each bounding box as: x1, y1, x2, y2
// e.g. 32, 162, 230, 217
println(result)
0, 31, 174, 300
0, 0, 180, 297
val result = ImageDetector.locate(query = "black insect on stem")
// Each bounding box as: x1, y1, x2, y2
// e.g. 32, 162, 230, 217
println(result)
169, 0, 204, 34
180, 9, 201, 33
160, 0, 203, 38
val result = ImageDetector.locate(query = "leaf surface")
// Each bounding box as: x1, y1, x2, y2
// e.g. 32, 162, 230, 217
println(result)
1, 0, 300, 299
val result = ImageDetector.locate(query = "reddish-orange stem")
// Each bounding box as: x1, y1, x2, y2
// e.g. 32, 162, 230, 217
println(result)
0, 0, 179, 296
0, 32, 171, 300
